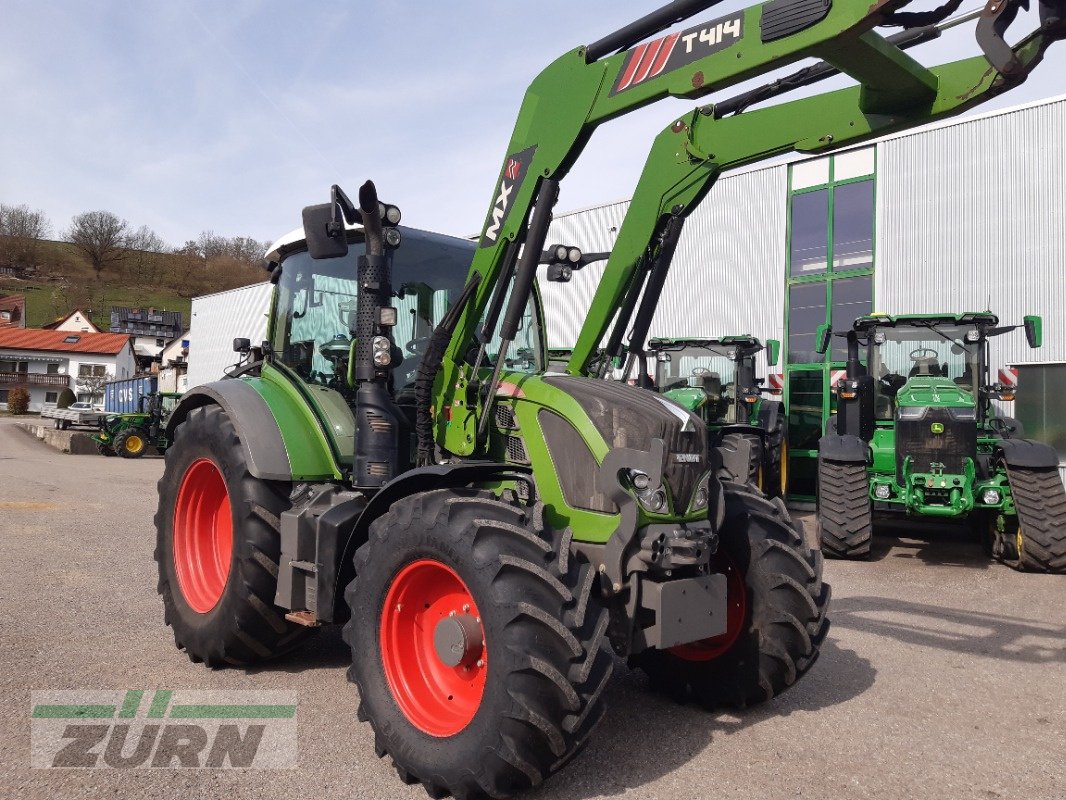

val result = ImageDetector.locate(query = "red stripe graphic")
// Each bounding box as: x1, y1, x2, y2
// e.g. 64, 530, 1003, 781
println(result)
647, 33, 680, 79
616, 42, 650, 92
632, 37, 666, 86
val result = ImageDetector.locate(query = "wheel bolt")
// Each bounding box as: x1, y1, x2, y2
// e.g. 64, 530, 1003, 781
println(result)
462, 603, 470, 612
449, 610, 456, 617
476, 659, 485, 668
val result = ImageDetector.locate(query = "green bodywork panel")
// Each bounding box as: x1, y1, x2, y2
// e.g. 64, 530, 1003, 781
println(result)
250, 364, 345, 481
896, 376, 972, 410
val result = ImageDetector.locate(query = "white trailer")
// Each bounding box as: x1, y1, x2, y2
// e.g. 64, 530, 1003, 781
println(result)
186, 283, 272, 389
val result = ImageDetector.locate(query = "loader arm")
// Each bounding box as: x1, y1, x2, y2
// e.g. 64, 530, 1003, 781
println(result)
436, 0, 1065, 456
569, 14, 1065, 374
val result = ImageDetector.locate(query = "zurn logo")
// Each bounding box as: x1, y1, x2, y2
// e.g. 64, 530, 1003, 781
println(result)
30, 690, 297, 769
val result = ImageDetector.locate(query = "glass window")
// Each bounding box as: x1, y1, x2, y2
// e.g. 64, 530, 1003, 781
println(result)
832, 148, 875, 181
788, 371, 825, 451
46, 363, 60, 375
45, 391, 58, 403
789, 190, 829, 275
830, 276, 873, 360
833, 180, 874, 272
788, 283, 827, 364
1013, 364, 1066, 462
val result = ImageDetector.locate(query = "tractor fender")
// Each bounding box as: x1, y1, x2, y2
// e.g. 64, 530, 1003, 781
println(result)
818, 433, 869, 464
329, 462, 534, 621
995, 438, 1060, 469
166, 381, 292, 481
757, 399, 783, 437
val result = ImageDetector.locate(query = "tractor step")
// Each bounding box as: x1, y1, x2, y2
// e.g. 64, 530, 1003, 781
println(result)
284, 610, 321, 627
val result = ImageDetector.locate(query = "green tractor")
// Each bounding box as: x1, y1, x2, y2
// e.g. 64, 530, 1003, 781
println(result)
648, 336, 784, 495
151, 1, 1063, 795
816, 313, 1066, 572
93, 391, 182, 459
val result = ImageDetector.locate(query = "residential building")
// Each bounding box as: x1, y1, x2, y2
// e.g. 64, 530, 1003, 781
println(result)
158, 330, 190, 394
0, 295, 25, 329
42, 308, 100, 333
109, 306, 184, 368
0, 328, 136, 411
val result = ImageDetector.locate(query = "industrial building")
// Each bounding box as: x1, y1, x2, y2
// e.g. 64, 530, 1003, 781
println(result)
187, 94, 1066, 497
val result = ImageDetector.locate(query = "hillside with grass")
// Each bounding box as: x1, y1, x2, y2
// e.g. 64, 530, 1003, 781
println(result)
0, 225, 267, 331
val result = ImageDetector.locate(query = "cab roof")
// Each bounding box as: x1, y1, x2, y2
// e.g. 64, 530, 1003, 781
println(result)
647, 335, 760, 349
853, 312, 1000, 331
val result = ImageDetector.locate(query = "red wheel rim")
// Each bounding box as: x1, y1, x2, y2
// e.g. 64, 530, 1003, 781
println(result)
172, 458, 233, 614
380, 560, 487, 737
668, 552, 747, 662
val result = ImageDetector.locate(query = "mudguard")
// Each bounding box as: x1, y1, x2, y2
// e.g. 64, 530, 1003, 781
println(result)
329, 462, 534, 620
166, 381, 292, 481
819, 433, 869, 464
996, 438, 1060, 469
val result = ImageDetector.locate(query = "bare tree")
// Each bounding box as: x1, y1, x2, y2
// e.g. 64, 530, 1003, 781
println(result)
76, 373, 109, 405
65, 211, 131, 279
125, 225, 168, 285
0, 203, 52, 273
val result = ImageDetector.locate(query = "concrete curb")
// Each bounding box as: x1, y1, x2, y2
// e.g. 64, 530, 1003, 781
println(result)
15, 421, 99, 455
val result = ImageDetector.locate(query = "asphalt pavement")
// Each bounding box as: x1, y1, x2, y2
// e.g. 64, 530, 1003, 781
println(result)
0, 415, 1063, 800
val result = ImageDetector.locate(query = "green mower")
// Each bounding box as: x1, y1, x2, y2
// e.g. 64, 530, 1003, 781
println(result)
816, 313, 1066, 572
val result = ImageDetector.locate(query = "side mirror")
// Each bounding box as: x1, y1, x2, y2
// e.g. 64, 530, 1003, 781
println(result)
815, 324, 832, 355
1024, 315, 1042, 348
765, 339, 780, 367
302, 202, 349, 260
233, 338, 251, 354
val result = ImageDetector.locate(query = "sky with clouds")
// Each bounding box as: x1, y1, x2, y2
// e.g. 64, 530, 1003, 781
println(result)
2, 1, 1063, 249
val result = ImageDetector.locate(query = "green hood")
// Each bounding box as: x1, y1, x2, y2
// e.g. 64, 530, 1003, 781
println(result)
896, 376, 974, 409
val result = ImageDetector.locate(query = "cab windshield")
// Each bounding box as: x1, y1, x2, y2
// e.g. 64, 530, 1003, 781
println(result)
271, 228, 541, 396
868, 323, 981, 419
654, 344, 740, 422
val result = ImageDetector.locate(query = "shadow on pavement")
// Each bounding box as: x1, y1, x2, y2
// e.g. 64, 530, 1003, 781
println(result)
830, 595, 1065, 664
867, 522, 991, 570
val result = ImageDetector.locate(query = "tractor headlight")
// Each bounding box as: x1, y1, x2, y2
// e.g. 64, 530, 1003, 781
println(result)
965, 329, 980, 343
898, 406, 927, 420
554, 244, 569, 262
384, 227, 402, 248
874, 484, 892, 500
372, 336, 391, 367
873, 331, 886, 344
628, 469, 667, 513
982, 489, 1001, 505
384, 204, 402, 225
688, 471, 712, 513
948, 407, 977, 421
568, 247, 582, 264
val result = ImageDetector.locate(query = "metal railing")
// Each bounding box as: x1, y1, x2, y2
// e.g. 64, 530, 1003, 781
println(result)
0, 372, 70, 387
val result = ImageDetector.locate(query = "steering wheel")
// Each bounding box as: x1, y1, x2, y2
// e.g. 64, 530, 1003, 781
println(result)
691, 366, 710, 376
909, 346, 938, 361
406, 337, 431, 357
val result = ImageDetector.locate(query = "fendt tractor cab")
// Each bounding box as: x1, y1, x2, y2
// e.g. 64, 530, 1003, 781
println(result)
93, 391, 181, 458
816, 313, 1066, 572
648, 336, 784, 494
152, 1, 1063, 796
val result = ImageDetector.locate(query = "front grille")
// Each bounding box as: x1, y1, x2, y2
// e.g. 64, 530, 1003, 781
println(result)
495, 404, 518, 430
896, 407, 976, 482
506, 435, 529, 464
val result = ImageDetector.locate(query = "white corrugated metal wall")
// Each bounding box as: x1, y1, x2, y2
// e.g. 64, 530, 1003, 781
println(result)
187, 283, 273, 388
541, 165, 788, 376
876, 97, 1066, 367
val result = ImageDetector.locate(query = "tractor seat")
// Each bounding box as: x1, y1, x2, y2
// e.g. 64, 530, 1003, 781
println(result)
909, 357, 941, 377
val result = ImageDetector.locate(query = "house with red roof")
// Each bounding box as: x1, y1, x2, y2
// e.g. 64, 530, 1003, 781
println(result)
0, 327, 135, 412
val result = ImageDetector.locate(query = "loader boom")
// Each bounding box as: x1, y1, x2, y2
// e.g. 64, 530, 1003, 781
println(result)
436, 0, 1066, 457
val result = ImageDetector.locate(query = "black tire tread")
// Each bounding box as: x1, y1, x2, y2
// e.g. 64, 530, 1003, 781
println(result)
817, 458, 873, 559
154, 404, 312, 667
343, 489, 611, 799
1004, 465, 1066, 573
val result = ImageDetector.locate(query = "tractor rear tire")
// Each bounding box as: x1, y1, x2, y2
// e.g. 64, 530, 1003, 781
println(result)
1001, 466, 1066, 573
114, 429, 149, 459
635, 481, 829, 709
817, 459, 873, 559
155, 404, 313, 667
719, 432, 763, 488
96, 441, 116, 457
343, 489, 612, 799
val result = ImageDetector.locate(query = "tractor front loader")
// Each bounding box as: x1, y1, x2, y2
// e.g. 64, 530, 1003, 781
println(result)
648, 336, 784, 494
154, 1, 1065, 797
815, 313, 1066, 572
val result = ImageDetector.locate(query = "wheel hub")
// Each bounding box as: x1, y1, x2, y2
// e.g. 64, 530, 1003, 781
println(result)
433, 613, 484, 667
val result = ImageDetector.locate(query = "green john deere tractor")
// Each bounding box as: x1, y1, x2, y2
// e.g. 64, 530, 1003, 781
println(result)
816, 313, 1066, 572
648, 336, 784, 495
152, 1, 1063, 795
93, 391, 181, 458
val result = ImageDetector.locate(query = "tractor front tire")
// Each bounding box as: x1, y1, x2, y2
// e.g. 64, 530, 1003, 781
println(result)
343, 489, 611, 799
114, 429, 149, 459
817, 459, 873, 559
155, 405, 313, 667
636, 481, 829, 709
1001, 465, 1066, 573
719, 432, 763, 488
